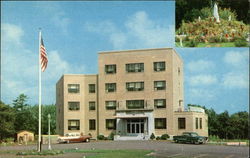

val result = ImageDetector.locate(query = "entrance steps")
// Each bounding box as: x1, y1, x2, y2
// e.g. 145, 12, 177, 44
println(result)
114, 134, 150, 141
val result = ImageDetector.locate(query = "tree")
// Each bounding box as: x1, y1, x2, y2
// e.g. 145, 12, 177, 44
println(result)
217, 111, 230, 139
0, 101, 15, 141
12, 94, 34, 133
187, 104, 249, 139
42, 105, 56, 135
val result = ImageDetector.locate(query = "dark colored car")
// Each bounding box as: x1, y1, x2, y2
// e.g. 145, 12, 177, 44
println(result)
173, 132, 207, 144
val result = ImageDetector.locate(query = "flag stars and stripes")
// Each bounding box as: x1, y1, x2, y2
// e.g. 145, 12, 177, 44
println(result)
40, 37, 48, 72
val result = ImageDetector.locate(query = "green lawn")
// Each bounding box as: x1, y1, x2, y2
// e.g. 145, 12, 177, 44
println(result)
2, 149, 154, 158
176, 41, 249, 47
73, 149, 153, 158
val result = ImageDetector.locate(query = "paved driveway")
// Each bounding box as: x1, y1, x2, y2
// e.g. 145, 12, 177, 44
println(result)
0, 140, 248, 158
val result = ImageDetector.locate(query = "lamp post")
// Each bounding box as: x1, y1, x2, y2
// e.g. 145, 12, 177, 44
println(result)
48, 114, 51, 150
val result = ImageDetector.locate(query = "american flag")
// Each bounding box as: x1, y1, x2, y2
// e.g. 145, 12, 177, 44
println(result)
40, 36, 48, 72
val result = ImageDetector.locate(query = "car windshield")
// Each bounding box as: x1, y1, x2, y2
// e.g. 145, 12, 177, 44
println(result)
191, 133, 198, 137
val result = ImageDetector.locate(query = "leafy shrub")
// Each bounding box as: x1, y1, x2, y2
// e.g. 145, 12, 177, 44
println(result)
108, 132, 115, 140
200, 7, 212, 19
150, 133, 155, 140
185, 39, 198, 47
160, 134, 169, 140
200, 7, 237, 21
234, 39, 248, 47
219, 8, 237, 21
97, 135, 105, 140
156, 136, 161, 140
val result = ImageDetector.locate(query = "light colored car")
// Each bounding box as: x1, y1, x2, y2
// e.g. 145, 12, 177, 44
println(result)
57, 133, 92, 143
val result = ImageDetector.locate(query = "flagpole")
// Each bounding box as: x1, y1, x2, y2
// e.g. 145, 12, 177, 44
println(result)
38, 29, 42, 152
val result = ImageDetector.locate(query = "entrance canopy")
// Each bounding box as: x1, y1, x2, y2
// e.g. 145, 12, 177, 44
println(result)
115, 115, 148, 119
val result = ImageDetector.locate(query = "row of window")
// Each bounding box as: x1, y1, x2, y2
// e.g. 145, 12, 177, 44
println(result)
178, 118, 203, 130
68, 117, 201, 131
105, 81, 166, 92
68, 99, 167, 111
68, 81, 166, 94
105, 62, 166, 74
195, 118, 203, 129
68, 119, 116, 130
68, 118, 167, 131
68, 118, 202, 131
68, 84, 96, 94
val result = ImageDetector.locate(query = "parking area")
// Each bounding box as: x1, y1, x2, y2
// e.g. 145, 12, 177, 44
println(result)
0, 140, 248, 158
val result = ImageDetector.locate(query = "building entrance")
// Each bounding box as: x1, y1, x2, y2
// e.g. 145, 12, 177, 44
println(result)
127, 119, 144, 134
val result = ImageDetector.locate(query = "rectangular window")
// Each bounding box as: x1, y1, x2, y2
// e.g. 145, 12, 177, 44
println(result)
200, 118, 202, 129
106, 119, 116, 130
68, 120, 80, 130
154, 62, 165, 72
154, 81, 166, 90
126, 100, 144, 109
154, 99, 166, 108
89, 84, 95, 93
68, 102, 80, 111
178, 118, 186, 129
126, 82, 144, 91
89, 119, 96, 130
126, 63, 144, 72
155, 118, 167, 129
89, 102, 96, 110
68, 84, 80, 93
105, 64, 116, 74
105, 83, 116, 92
196, 118, 199, 129
105, 101, 116, 110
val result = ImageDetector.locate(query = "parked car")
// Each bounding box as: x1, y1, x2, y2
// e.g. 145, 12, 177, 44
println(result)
173, 132, 207, 144
57, 133, 92, 143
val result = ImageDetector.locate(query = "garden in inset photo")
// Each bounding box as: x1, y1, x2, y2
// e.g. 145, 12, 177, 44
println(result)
175, 0, 249, 47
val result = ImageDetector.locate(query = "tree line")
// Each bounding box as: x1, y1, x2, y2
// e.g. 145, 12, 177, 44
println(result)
0, 94, 56, 141
0, 94, 249, 141
188, 104, 249, 139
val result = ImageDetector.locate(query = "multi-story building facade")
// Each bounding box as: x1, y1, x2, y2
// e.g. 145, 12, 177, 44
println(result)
56, 48, 208, 140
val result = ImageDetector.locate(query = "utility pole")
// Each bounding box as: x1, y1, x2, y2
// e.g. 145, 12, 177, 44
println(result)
48, 114, 51, 150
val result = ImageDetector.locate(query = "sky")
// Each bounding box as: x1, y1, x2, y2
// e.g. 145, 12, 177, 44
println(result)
1, 1, 249, 114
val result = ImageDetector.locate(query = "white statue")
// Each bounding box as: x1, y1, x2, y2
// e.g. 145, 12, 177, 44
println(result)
198, 16, 201, 22
213, 3, 220, 23
228, 15, 231, 21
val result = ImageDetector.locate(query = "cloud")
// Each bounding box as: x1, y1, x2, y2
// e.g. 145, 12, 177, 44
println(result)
221, 50, 249, 89
35, 2, 70, 34
187, 59, 215, 72
1, 23, 24, 45
189, 74, 218, 86
223, 50, 249, 67
1, 23, 84, 105
222, 72, 249, 89
125, 11, 174, 48
84, 11, 173, 49
188, 88, 215, 102
52, 12, 70, 35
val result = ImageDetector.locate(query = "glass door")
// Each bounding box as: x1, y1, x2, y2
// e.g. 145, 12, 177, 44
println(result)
126, 119, 144, 135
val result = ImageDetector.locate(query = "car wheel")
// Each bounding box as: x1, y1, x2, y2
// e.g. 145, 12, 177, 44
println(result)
85, 138, 90, 143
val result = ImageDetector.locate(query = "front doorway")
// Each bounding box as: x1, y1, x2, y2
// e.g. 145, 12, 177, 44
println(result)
126, 119, 144, 135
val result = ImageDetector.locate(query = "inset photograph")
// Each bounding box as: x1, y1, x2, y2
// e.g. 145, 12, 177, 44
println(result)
175, 0, 249, 47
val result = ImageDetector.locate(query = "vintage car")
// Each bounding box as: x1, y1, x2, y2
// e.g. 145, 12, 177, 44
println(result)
57, 133, 92, 143
173, 132, 207, 144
